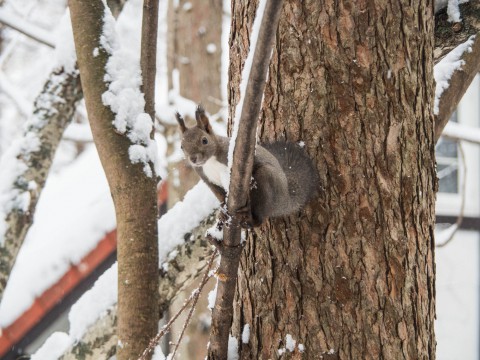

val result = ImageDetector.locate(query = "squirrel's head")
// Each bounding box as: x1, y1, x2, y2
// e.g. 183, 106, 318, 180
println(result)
175, 105, 218, 166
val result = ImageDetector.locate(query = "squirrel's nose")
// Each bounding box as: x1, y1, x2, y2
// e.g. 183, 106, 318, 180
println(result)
190, 155, 197, 164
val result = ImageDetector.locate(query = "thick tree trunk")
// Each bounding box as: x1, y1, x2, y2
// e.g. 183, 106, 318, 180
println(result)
230, 1, 436, 359
69, 2, 159, 359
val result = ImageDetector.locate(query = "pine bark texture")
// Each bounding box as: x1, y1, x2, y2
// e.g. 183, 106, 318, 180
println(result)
69, 2, 159, 359
229, 1, 436, 359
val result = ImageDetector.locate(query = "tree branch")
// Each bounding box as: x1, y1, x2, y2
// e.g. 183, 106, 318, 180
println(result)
434, 34, 480, 142
434, 1, 480, 62
0, 8, 55, 47
0, 68, 82, 302
208, 0, 283, 358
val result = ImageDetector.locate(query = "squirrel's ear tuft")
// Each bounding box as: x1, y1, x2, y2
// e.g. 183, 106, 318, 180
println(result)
175, 111, 187, 133
195, 104, 213, 134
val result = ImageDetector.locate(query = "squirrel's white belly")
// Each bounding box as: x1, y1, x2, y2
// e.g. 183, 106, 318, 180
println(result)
202, 156, 229, 189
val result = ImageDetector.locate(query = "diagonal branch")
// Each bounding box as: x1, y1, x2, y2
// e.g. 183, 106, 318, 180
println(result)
207, 0, 284, 358
434, 34, 480, 142
0, 8, 55, 47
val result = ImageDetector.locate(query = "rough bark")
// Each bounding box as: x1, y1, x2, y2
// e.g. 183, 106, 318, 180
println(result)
69, 2, 159, 359
229, 1, 436, 359
59, 211, 217, 360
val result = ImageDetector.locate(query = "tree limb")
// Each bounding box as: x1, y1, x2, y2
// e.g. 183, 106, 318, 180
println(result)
0, 68, 82, 302
208, 0, 283, 358
434, 34, 480, 142
434, 1, 480, 62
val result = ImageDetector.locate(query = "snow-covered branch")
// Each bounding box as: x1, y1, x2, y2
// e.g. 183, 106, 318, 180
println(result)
0, 68, 82, 302
434, 1, 480, 62
0, 8, 55, 48
434, 34, 480, 141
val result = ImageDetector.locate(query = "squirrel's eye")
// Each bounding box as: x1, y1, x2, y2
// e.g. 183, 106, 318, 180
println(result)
202, 137, 208, 145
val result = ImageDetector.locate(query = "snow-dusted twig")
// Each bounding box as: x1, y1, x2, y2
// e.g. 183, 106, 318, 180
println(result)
0, 8, 55, 48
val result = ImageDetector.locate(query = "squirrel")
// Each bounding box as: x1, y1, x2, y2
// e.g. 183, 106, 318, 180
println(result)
175, 105, 318, 228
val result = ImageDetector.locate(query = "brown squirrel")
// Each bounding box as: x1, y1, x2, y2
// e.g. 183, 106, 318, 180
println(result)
175, 106, 317, 228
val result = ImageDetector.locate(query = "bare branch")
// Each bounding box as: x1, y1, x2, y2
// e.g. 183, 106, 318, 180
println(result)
208, 0, 284, 358
0, 8, 55, 47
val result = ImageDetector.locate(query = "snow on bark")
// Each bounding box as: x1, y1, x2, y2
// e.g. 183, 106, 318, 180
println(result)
99, 2, 159, 178
434, 35, 475, 115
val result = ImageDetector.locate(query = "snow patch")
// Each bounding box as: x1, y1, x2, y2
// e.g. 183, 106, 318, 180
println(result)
434, 35, 475, 115
99, 3, 159, 177
30, 332, 73, 360
242, 324, 250, 344
228, 335, 239, 360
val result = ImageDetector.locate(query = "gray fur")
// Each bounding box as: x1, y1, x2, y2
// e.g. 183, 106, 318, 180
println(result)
176, 105, 318, 227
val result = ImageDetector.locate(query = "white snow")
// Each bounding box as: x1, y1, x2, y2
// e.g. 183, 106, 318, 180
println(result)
53, 9, 77, 74
227, 0, 268, 187
285, 334, 296, 352
0, 132, 40, 245
206, 43, 217, 54
298, 343, 305, 352
157, 181, 219, 264
227, 335, 239, 360
0, 145, 116, 327
434, 35, 476, 115
99, 2, 159, 177
68, 263, 118, 340
30, 332, 73, 360
208, 281, 218, 310
206, 220, 224, 242
447, 0, 461, 22
241, 324, 250, 344
152, 345, 166, 360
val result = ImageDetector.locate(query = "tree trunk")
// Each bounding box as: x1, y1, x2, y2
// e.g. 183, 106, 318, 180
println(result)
230, 1, 436, 359
69, 2, 159, 359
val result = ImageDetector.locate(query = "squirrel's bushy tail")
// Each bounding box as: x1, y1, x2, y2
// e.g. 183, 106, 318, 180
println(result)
263, 141, 318, 212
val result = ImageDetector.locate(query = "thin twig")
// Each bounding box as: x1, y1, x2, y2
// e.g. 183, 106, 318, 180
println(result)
139, 248, 219, 360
